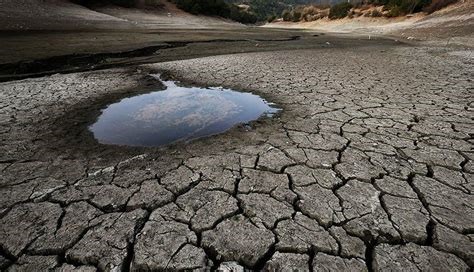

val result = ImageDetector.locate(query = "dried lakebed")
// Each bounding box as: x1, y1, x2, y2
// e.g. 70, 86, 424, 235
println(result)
0, 41, 473, 271
90, 76, 280, 147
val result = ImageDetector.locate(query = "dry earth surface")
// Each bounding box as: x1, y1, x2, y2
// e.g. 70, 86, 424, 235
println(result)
0, 1, 473, 272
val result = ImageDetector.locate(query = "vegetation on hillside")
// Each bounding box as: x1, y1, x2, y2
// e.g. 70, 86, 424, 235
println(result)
172, 0, 257, 23
72, 0, 257, 24
71, 0, 137, 7
72, 0, 458, 23
422, 0, 457, 13
277, 0, 457, 22
329, 2, 353, 19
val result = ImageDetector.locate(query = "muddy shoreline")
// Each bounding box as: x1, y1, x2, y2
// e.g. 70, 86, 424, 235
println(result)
0, 29, 404, 82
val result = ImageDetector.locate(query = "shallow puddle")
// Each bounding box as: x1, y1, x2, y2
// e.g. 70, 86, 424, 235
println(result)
89, 76, 280, 147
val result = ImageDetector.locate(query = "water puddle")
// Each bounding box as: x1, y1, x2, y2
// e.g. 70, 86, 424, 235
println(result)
89, 76, 280, 147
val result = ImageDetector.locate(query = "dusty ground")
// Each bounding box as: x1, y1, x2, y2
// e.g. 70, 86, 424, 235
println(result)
0, 1, 473, 271
0, 2, 325, 81
1, 35, 473, 271
0, 0, 238, 31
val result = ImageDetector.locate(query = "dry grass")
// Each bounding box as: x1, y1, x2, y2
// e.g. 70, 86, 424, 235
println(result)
297, 5, 330, 22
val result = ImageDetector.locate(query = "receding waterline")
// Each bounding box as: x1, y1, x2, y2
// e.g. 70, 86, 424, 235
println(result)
89, 76, 280, 147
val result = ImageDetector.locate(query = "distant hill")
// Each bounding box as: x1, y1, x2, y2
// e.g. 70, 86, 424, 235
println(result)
224, 0, 350, 21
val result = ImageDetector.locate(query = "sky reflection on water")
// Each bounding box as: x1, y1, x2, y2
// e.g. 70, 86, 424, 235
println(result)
89, 78, 280, 147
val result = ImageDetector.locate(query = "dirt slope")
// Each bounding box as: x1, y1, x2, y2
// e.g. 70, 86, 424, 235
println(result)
266, 0, 474, 47
0, 0, 134, 30
392, 0, 474, 45
94, 1, 240, 29
0, 0, 240, 31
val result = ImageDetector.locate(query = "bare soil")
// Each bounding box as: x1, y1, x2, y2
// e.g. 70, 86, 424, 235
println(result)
0, 1, 473, 271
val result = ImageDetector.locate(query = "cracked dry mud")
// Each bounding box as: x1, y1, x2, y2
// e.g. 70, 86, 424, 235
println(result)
0, 40, 473, 271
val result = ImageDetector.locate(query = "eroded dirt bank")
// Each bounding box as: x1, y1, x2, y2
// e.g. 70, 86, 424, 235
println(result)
265, 0, 474, 48
1, 36, 473, 271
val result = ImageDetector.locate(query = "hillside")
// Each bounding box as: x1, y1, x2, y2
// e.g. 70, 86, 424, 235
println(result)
265, 0, 474, 46
0, 0, 241, 31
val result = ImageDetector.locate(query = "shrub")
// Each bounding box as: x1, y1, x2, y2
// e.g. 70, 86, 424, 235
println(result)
370, 9, 383, 16
292, 10, 302, 21
329, 2, 353, 19
385, 0, 431, 15
267, 14, 277, 22
300, 5, 328, 21
282, 9, 292, 21
386, 5, 402, 16
423, 0, 457, 13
